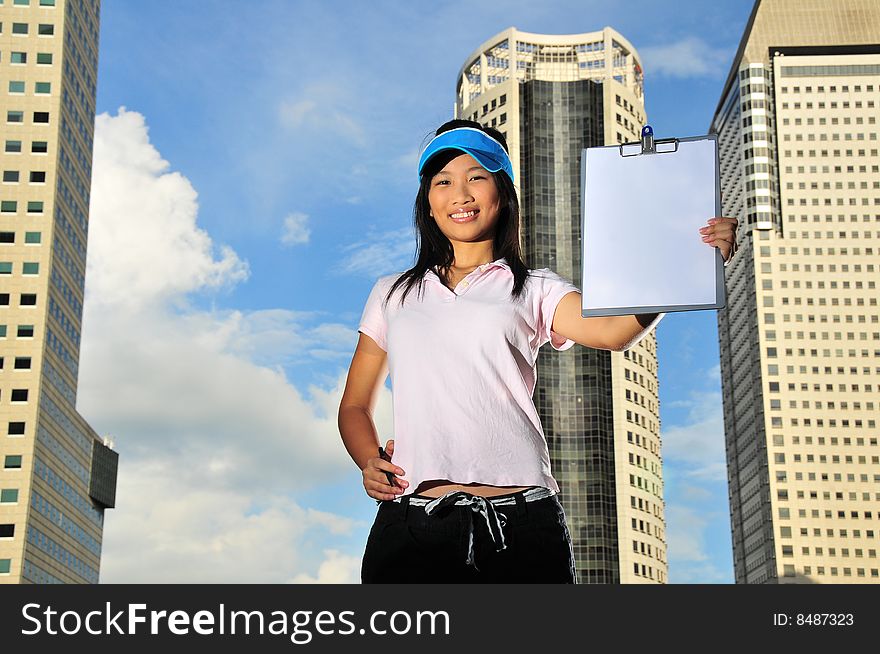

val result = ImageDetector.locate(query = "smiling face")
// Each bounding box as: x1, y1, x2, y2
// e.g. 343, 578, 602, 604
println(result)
427, 152, 502, 249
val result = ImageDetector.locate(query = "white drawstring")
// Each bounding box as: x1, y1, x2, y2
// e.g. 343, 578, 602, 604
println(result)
424, 491, 508, 570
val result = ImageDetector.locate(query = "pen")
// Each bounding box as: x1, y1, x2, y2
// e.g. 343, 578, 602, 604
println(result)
377, 446, 397, 487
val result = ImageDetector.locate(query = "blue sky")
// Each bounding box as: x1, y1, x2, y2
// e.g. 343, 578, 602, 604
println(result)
80, 0, 755, 582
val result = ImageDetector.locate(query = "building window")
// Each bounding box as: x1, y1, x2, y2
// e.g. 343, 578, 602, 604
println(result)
37, 24, 54, 36
0, 524, 14, 538
0, 263, 11, 275
0, 232, 13, 244
0, 559, 11, 575
13, 357, 30, 370
24, 232, 40, 244
0, 325, 6, 337
17, 325, 34, 338
0, 201, 17, 213
5, 141, 22, 153
34, 82, 50, 95
22, 262, 38, 275
29, 171, 45, 183
12, 23, 28, 35
3, 456, 22, 469
40, 0, 56, 5
8, 81, 25, 94
7, 422, 25, 436
31, 141, 47, 154
26, 201, 43, 213
6, 111, 24, 123
19, 294, 36, 306
10, 52, 27, 65
10, 389, 27, 402
33, 112, 49, 124
0, 294, 8, 306
36, 53, 53, 65
2, 171, 19, 183
0, 490, 19, 504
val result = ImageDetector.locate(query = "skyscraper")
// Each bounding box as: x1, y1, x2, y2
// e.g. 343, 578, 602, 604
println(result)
0, 0, 116, 584
456, 28, 666, 583
711, 0, 880, 583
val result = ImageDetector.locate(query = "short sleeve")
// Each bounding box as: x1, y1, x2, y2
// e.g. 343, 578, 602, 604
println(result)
358, 277, 389, 352
535, 268, 581, 352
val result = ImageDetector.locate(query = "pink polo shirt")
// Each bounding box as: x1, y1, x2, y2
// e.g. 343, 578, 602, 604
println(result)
357, 257, 581, 497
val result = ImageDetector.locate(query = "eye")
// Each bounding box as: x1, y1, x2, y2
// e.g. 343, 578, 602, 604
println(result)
469, 174, 486, 181
433, 179, 450, 186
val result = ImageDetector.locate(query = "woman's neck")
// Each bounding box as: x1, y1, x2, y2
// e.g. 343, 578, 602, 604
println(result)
448, 243, 496, 272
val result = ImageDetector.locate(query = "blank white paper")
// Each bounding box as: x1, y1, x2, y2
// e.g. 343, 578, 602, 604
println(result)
580, 136, 722, 316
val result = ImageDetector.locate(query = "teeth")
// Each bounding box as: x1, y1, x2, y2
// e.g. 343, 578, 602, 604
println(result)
451, 210, 476, 219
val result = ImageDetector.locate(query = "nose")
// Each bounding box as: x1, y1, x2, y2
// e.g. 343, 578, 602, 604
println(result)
452, 183, 475, 204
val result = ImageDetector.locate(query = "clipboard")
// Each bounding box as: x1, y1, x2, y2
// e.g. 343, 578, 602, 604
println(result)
579, 125, 725, 317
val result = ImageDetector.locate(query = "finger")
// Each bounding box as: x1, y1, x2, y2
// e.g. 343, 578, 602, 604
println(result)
367, 477, 406, 499
375, 471, 404, 491
367, 486, 398, 501
372, 458, 405, 478
385, 439, 394, 457
707, 236, 730, 246
704, 222, 735, 236
369, 465, 409, 490
367, 476, 401, 494
711, 238, 733, 258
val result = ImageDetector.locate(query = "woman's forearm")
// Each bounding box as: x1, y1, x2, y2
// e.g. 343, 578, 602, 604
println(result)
338, 406, 382, 471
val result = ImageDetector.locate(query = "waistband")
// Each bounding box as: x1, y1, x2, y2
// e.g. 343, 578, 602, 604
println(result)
385, 486, 557, 571
391, 485, 555, 506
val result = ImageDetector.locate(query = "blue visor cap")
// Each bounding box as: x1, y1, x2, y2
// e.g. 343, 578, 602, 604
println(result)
418, 127, 514, 182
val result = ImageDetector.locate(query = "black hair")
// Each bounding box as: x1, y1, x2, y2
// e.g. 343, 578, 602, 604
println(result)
382, 118, 530, 311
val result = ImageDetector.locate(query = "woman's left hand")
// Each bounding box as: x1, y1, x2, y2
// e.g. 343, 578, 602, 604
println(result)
699, 216, 738, 263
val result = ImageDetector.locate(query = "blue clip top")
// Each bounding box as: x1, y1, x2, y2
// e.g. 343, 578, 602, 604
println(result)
640, 124, 655, 154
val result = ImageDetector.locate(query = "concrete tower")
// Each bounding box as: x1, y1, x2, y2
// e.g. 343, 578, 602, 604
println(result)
0, 0, 116, 584
456, 27, 666, 583
711, 0, 880, 583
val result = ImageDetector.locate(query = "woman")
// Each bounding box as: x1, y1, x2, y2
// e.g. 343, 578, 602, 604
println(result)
338, 119, 737, 583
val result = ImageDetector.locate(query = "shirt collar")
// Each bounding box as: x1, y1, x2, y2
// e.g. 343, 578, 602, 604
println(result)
424, 257, 510, 281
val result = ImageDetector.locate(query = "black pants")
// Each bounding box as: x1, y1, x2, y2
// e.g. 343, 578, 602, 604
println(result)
361, 490, 577, 583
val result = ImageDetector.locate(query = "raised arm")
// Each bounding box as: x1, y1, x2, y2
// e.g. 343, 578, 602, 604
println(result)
551, 291, 662, 352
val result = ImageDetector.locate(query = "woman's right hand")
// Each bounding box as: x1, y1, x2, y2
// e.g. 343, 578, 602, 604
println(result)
363, 439, 409, 501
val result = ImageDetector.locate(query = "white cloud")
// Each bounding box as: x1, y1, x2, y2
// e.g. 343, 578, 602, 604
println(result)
99, 469, 361, 583
281, 212, 311, 246
290, 550, 361, 584
678, 483, 713, 502
705, 364, 721, 382
661, 387, 733, 582
669, 562, 731, 584
661, 390, 726, 481
664, 504, 731, 582
395, 148, 420, 171
640, 37, 730, 79
665, 505, 709, 563
334, 227, 415, 277
278, 82, 367, 147
88, 108, 248, 311
82, 108, 390, 582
